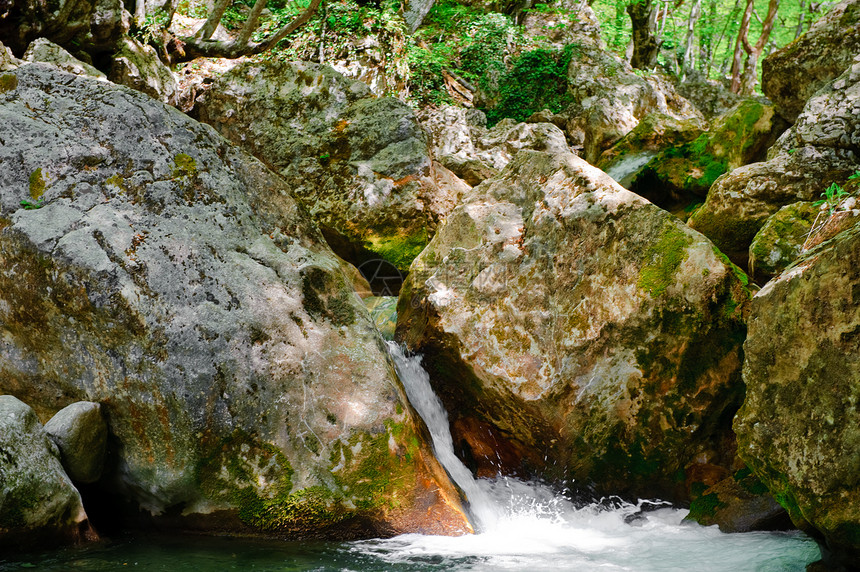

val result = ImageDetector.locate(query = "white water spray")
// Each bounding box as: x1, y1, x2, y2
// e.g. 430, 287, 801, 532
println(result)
381, 342, 818, 571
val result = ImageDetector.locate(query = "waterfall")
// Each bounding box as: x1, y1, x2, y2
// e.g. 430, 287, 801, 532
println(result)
387, 341, 499, 531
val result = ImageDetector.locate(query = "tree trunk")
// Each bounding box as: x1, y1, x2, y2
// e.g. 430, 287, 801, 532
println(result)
729, 0, 754, 92
628, 0, 660, 70
681, 0, 702, 73
173, 0, 323, 63
732, 0, 780, 94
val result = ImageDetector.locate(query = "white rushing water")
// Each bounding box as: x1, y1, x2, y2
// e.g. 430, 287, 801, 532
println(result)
380, 343, 818, 571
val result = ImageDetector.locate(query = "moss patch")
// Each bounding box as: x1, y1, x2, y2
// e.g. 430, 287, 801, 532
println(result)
638, 222, 692, 297
688, 491, 727, 521
28, 169, 45, 200
0, 74, 17, 93
172, 153, 197, 179
366, 229, 430, 274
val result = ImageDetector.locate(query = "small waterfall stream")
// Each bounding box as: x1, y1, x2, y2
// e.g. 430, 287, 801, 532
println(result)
381, 342, 819, 571
387, 341, 498, 530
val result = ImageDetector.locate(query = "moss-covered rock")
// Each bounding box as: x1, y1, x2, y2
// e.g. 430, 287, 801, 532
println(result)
0, 0, 128, 58
685, 468, 790, 533
196, 60, 468, 274
629, 100, 787, 213
688, 59, 860, 264
397, 150, 750, 502
108, 36, 178, 106
0, 396, 93, 549
365, 296, 398, 341
0, 65, 469, 539
596, 112, 706, 189
748, 202, 819, 283
735, 223, 860, 569
559, 42, 703, 163
762, 0, 860, 123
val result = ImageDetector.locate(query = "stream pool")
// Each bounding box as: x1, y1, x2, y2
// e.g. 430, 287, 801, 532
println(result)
0, 498, 819, 572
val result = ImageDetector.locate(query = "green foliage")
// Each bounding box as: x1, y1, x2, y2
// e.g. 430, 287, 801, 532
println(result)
406, 42, 455, 105
131, 8, 170, 45
814, 183, 849, 216
459, 13, 519, 80
485, 44, 577, 125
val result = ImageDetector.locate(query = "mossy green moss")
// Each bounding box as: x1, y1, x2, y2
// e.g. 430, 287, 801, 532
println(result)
637, 223, 692, 297
366, 229, 430, 274
0, 74, 17, 93
688, 491, 727, 521
28, 169, 45, 200
328, 419, 422, 515
688, 205, 766, 256
172, 153, 197, 179
105, 174, 126, 192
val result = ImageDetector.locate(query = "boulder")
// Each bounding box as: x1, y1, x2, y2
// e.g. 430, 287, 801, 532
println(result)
22, 38, 107, 81
109, 36, 178, 106
0, 0, 130, 58
419, 106, 570, 186
0, 395, 92, 549
403, 0, 437, 33
762, 0, 860, 123
630, 100, 787, 213
685, 468, 790, 533
43, 402, 108, 484
735, 223, 860, 569
560, 42, 703, 163
748, 202, 819, 283
195, 60, 469, 273
397, 150, 750, 502
688, 57, 860, 262
674, 69, 745, 121
521, 2, 603, 49
0, 64, 470, 538
596, 112, 705, 190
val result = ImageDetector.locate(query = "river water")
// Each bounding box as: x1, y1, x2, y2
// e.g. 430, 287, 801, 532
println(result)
0, 346, 819, 571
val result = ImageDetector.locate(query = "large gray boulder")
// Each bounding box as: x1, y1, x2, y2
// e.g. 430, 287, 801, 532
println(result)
561, 42, 703, 163
689, 56, 860, 262
735, 223, 860, 569
397, 150, 750, 502
196, 60, 468, 273
44, 401, 108, 484
22, 38, 107, 81
418, 106, 570, 186
0, 395, 92, 549
0, 64, 469, 538
762, 0, 860, 123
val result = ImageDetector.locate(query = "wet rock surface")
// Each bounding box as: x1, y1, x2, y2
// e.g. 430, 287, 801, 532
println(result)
0, 396, 92, 549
